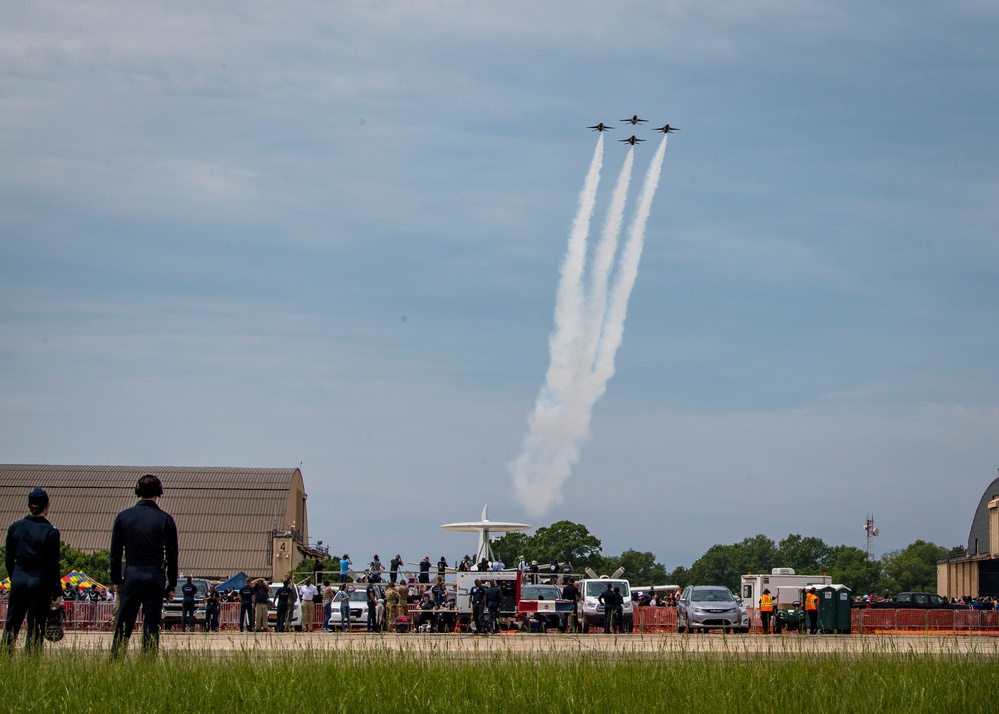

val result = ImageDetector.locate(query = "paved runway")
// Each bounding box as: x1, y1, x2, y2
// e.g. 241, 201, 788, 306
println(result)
52, 631, 999, 658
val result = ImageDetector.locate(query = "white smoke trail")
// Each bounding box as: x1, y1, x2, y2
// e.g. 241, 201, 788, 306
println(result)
577, 148, 634, 390
545, 135, 604, 394
511, 135, 668, 516
592, 135, 668, 389
511, 137, 604, 509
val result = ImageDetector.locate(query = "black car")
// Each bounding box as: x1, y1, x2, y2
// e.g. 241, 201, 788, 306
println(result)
858, 592, 970, 609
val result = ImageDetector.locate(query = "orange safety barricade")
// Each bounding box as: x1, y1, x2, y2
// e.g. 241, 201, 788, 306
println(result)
633, 605, 677, 633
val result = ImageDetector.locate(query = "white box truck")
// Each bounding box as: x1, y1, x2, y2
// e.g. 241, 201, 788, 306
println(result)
740, 568, 832, 609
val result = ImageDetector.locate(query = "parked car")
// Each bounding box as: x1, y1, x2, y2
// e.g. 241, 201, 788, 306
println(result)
162, 577, 210, 630
576, 578, 634, 633
268, 582, 303, 630
677, 585, 750, 634
860, 592, 970, 610
328, 585, 385, 629
517, 583, 573, 632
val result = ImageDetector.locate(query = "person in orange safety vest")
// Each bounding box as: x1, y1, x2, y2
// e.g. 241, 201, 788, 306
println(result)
804, 587, 819, 634
759, 588, 774, 635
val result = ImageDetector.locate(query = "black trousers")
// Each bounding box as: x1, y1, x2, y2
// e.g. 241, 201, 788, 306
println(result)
112, 566, 165, 656
239, 602, 254, 631
205, 605, 219, 632
2, 567, 50, 653
487, 604, 500, 633
181, 599, 196, 631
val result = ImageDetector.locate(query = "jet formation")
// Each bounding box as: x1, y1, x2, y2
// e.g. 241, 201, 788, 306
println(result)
587, 115, 680, 145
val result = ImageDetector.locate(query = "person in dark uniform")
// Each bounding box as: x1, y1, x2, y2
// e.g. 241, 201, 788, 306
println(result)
204, 584, 221, 632
418, 556, 431, 584
613, 586, 625, 633
469, 578, 486, 634
109, 474, 179, 657
2, 488, 61, 653
180, 575, 198, 632
389, 554, 403, 585
238, 579, 255, 632
562, 577, 580, 632
485, 579, 503, 634
598, 583, 615, 633
274, 578, 292, 632
366, 581, 379, 632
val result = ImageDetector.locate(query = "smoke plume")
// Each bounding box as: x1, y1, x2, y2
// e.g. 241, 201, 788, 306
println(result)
511, 135, 669, 516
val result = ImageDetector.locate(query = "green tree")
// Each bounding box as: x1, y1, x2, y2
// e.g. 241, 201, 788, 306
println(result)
528, 521, 602, 569
668, 565, 691, 589
292, 555, 341, 583
490, 532, 529, 568
878, 540, 948, 594
776, 534, 832, 574
60, 542, 111, 587
603, 549, 670, 584
826, 545, 882, 595
687, 544, 744, 591
687, 534, 778, 591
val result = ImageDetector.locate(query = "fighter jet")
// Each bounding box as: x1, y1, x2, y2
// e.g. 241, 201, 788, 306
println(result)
618, 135, 645, 145
587, 122, 614, 132
653, 124, 680, 134
621, 115, 648, 125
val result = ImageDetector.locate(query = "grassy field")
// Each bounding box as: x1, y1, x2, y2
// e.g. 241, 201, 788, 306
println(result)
2, 642, 997, 713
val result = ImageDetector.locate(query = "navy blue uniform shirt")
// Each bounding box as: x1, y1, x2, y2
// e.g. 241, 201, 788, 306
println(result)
109, 499, 179, 596
4, 514, 61, 599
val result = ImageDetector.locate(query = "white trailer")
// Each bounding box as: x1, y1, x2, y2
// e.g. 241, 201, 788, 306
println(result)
740, 568, 832, 609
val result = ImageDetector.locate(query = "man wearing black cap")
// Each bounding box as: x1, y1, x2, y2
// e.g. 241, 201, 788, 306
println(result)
109, 474, 179, 657
2, 488, 62, 653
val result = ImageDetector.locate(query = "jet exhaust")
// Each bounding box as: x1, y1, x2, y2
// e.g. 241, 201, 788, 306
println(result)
510, 135, 668, 516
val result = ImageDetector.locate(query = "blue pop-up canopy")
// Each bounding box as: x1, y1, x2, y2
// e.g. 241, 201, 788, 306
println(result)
215, 571, 249, 592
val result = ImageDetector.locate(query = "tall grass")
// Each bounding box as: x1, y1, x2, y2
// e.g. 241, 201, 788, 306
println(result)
2, 642, 997, 713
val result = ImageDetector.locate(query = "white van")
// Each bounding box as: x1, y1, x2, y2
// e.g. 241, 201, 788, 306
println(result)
576, 578, 633, 633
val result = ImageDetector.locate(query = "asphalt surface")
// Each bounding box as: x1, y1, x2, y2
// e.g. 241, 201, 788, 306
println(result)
49, 631, 999, 658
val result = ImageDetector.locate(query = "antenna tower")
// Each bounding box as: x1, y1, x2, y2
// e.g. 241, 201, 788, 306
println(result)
864, 513, 879, 560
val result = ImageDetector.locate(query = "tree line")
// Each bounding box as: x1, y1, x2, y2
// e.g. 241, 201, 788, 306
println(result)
488, 520, 963, 596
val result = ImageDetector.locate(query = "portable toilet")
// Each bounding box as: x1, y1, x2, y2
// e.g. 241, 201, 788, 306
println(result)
816, 584, 852, 633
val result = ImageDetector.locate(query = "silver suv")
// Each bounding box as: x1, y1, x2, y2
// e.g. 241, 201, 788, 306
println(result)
677, 585, 749, 633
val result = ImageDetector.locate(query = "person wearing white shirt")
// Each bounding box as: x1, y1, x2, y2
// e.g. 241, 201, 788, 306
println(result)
298, 577, 318, 632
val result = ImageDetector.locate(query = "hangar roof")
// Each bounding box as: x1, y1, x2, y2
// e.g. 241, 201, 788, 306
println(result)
0, 464, 308, 579
968, 475, 999, 556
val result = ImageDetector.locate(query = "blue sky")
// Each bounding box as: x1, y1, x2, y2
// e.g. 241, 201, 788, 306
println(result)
2, 1, 997, 571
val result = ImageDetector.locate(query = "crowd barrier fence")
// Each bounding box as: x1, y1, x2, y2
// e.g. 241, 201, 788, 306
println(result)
3, 600, 998, 634
632, 606, 999, 634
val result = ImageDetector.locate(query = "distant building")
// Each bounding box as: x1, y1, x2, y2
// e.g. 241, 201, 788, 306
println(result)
938, 473, 999, 599
0, 464, 325, 582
